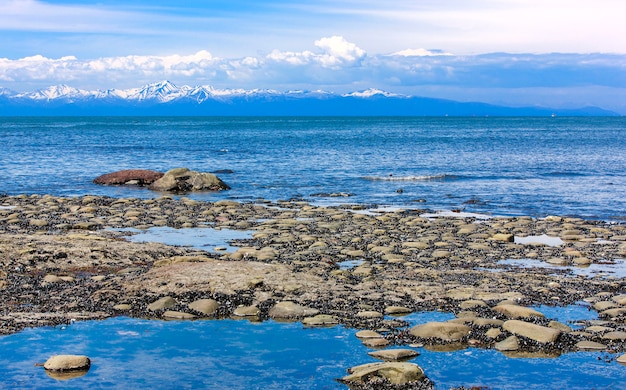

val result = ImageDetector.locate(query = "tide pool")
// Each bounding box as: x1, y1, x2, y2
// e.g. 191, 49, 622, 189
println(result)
1, 315, 625, 389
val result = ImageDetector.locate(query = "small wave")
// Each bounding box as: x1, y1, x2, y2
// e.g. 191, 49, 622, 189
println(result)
362, 174, 459, 182
543, 171, 587, 178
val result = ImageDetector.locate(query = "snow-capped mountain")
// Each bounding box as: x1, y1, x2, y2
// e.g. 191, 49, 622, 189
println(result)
0, 81, 618, 116
342, 88, 401, 98
3, 81, 350, 104
15, 84, 92, 101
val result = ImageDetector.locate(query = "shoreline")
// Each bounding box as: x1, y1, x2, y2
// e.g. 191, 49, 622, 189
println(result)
1, 194, 626, 370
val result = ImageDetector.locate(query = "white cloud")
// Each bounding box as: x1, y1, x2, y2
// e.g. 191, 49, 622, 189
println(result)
391, 49, 453, 57
266, 36, 366, 69
313, 36, 366, 67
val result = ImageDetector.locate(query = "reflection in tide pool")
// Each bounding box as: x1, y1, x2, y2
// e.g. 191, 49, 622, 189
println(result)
1, 313, 625, 389
497, 258, 626, 278
514, 234, 564, 247
119, 226, 253, 253
531, 302, 597, 328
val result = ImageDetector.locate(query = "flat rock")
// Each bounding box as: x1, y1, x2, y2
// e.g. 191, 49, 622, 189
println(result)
502, 320, 561, 344
460, 300, 488, 310
268, 301, 319, 320
147, 296, 177, 311
44, 355, 91, 372
302, 314, 339, 327
163, 310, 196, 320
409, 322, 471, 342
491, 233, 514, 242
356, 310, 383, 318
341, 362, 426, 385
367, 349, 420, 361
602, 331, 626, 340
548, 320, 572, 332
355, 330, 384, 339
493, 304, 545, 319
232, 305, 260, 317
384, 306, 413, 315
362, 338, 390, 347
600, 308, 626, 318
576, 341, 607, 351
188, 299, 219, 316
495, 335, 520, 351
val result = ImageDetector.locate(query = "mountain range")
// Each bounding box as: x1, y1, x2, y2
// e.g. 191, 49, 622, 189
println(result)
0, 80, 619, 116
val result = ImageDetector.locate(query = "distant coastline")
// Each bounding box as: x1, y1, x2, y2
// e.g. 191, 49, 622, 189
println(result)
0, 81, 620, 117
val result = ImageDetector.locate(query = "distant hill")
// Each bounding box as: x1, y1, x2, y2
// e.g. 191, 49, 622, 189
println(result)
0, 80, 619, 116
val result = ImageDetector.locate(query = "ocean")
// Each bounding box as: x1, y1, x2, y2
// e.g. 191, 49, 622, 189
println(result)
1, 116, 625, 220
2, 116, 626, 389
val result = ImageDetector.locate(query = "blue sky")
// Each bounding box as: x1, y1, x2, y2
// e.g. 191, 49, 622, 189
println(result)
1, 0, 626, 113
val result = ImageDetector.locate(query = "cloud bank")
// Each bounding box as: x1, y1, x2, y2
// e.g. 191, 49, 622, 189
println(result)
1, 36, 625, 113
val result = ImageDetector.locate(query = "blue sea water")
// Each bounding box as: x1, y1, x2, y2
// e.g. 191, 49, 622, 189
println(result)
2, 116, 626, 389
1, 116, 625, 219
1, 316, 625, 390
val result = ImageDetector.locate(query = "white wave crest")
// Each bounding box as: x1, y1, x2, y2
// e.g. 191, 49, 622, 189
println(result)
362, 174, 456, 182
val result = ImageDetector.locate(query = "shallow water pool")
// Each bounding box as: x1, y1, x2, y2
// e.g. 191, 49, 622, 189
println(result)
118, 226, 253, 253
1, 314, 625, 389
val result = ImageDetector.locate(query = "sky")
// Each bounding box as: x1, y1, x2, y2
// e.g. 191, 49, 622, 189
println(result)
1, 0, 626, 113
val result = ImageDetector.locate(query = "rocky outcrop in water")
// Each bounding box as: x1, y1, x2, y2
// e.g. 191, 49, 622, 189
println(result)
93, 169, 164, 186
148, 168, 230, 192
44, 355, 91, 372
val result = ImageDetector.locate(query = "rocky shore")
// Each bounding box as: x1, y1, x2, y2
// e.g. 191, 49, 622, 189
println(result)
1, 194, 626, 387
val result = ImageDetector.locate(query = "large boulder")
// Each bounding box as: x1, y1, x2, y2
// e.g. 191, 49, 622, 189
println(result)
93, 169, 163, 186
148, 168, 230, 192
